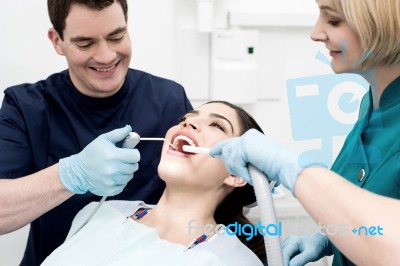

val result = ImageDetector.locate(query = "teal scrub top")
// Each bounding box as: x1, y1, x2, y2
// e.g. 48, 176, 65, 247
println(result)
330, 76, 400, 265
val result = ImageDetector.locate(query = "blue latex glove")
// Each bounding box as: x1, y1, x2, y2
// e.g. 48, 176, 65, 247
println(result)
209, 129, 324, 193
59, 125, 140, 196
283, 233, 333, 266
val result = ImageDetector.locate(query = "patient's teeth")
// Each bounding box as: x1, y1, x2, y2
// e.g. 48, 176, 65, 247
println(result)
173, 135, 195, 147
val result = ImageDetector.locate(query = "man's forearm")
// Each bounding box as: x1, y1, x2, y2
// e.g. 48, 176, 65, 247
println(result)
0, 164, 73, 234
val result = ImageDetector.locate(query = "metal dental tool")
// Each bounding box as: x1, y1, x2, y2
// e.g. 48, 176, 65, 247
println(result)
140, 137, 174, 148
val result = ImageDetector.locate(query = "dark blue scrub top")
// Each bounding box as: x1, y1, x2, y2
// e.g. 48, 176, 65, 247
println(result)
0, 69, 193, 265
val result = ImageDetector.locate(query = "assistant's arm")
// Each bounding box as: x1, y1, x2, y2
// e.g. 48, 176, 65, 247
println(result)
210, 129, 400, 266
295, 168, 400, 266
0, 164, 72, 234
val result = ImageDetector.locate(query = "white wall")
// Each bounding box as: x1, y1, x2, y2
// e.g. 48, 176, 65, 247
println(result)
0, 1, 366, 265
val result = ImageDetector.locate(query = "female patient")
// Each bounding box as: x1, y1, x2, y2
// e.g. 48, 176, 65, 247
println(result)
42, 101, 266, 265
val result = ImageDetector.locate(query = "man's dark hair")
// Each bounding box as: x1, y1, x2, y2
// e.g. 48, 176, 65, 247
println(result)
48, 0, 128, 40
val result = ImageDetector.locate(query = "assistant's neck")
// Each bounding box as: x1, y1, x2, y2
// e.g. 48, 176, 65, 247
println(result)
359, 64, 400, 110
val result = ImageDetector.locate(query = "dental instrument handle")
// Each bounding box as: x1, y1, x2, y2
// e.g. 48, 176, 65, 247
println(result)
68, 132, 141, 240
182, 145, 210, 155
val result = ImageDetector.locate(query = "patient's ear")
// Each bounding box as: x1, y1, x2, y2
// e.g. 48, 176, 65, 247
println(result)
224, 174, 247, 188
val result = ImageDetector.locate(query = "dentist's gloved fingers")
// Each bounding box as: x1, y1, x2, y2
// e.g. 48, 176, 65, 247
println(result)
112, 172, 135, 185
111, 163, 139, 178
93, 184, 125, 197
116, 148, 141, 164
59, 125, 140, 196
87, 172, 136, 196
102, 125, 132, 144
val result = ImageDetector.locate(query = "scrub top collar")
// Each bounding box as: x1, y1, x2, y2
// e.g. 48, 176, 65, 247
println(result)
360, 75, 400, 128
62, 70, 129, 109
376, 75, 400, 109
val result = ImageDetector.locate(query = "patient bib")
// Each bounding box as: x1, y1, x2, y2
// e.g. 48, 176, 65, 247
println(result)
41, 201, 263, 266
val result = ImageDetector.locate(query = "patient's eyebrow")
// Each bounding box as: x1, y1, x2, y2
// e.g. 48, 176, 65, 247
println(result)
185, 110, 234, 134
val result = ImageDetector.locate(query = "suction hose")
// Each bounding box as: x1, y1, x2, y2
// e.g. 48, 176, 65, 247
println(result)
248, 164, 284, 266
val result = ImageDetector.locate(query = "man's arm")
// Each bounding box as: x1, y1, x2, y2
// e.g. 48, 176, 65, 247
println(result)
295, 168, 400, 266
0, 126, 141, 235
0, 164, 72, 234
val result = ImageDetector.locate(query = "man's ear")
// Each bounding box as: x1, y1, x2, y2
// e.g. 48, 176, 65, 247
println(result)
223, 174, 248, 188
48, 28, 65, 56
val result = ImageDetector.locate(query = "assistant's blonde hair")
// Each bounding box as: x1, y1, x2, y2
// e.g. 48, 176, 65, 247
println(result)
324, 0, 400, 68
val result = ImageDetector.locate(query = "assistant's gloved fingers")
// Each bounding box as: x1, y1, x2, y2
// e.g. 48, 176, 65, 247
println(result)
210, 138, 254, 184
230, 166, 252, 185
102, 125, 132, 144
221, 148, 252, 184
282, 237, 301, 266
209, 138, 232, 158
283, 234, 331, 266
288, 249, 317, 266
283, 237, 315, 266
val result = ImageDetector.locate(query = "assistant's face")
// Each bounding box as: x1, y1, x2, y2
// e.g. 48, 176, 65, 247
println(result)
50, 2, 132, 97
310, 0, 363, 73
158, 102, 242, 191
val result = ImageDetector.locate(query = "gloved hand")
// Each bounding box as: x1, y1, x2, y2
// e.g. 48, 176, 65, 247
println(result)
58, 125, 140, 196
282, 233, 333, 266
209, 129, 324, 193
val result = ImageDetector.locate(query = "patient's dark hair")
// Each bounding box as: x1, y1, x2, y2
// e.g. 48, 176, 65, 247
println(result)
204, 101, 266, 260
48, 0, 128, 40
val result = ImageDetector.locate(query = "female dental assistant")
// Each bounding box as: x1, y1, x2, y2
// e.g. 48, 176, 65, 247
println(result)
210, 0, 400, 265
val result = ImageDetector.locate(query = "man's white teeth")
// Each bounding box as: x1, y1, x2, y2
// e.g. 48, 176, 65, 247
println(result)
95, 65, 115, 72
173, 135, 195, 147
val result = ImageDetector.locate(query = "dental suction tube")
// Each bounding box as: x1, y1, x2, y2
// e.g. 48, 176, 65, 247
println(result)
248, 165, 284, 266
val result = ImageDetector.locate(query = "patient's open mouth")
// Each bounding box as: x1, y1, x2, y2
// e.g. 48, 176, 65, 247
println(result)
172, 135, 196, 155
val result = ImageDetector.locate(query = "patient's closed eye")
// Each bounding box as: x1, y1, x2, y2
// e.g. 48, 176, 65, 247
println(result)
209, 121, 225, 132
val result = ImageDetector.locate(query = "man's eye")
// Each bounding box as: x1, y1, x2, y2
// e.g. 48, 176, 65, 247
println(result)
75, 42, 93, 49
109, 34, 126, 43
